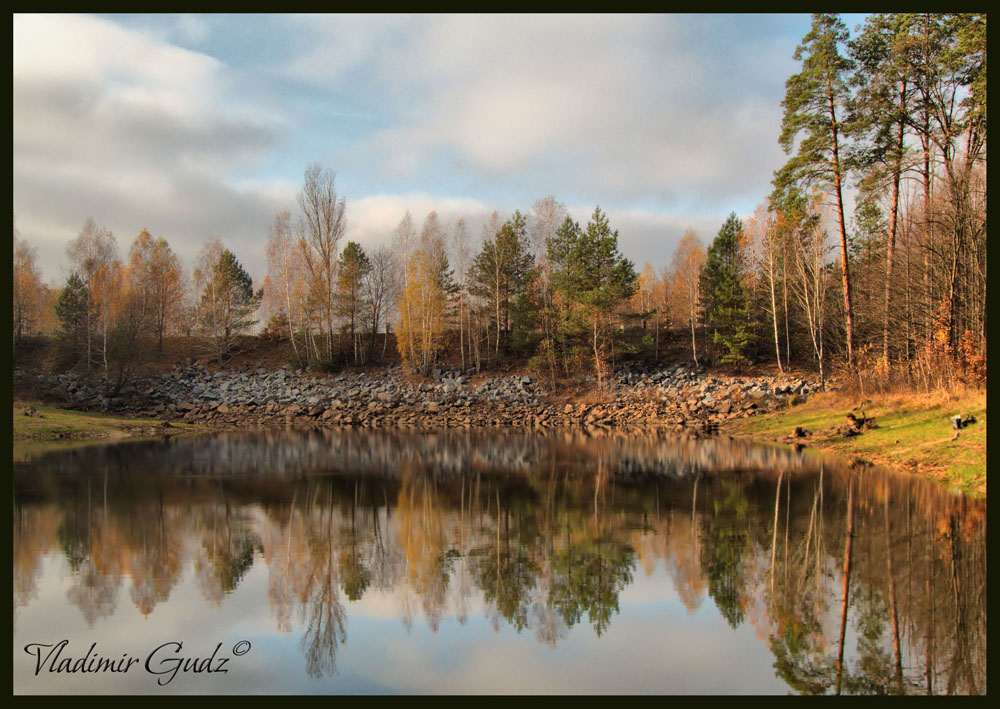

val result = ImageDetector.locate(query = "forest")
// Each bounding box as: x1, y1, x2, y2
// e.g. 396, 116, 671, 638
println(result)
12, 13, 986, 397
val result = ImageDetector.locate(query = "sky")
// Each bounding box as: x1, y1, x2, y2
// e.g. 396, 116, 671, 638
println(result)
13, 13, 869, 285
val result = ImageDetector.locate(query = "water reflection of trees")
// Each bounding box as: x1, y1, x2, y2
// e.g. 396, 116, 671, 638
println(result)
761, 469, 985, 695
193, 496, 259, 607
13, 432, 986, 693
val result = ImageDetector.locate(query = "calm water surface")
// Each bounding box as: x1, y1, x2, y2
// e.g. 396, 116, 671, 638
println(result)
12, 429, 985, 694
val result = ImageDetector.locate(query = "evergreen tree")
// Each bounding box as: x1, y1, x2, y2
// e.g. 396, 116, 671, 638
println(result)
55, 271, 90, 358
699, 213, 754, 367
548, 207, 637, 390
469, 210, 535, 356
335, 241, 371, 365
198, 249, 261, 365
849, 13, 916, 367
774, 13, 857, 369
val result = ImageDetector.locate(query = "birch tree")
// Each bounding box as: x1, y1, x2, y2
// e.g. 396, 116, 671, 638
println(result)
392, 212, 417, 366
297, 164, 346, 361
775, 13, 857, 369
127, 230, 184, 353
363, 245, 395, 362
787, 193, 830, 389
13, 235, 43, 346
450, 219, 472, 370
265, 211, 307, 368
66, 218, 117, 370
745, 202, 786, 372
669, 229, 706, 367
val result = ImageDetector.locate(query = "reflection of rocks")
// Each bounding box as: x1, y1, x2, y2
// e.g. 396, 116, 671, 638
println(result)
14, 363, 819, 433
15, 428, 827, 485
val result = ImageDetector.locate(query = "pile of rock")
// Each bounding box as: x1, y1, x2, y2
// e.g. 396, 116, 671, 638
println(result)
14, 362, 819, 434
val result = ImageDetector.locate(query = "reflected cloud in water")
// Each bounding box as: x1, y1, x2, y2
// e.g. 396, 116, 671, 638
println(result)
13, 430, 986, 694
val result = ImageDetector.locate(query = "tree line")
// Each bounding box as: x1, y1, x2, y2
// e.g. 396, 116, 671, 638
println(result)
765, 12, 986, 390
13, 13, 984, 394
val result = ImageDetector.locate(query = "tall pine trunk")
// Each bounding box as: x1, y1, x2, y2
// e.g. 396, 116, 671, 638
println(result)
883, 79, 905, 369
835, 475, 855, 695
828, 80, 855, 370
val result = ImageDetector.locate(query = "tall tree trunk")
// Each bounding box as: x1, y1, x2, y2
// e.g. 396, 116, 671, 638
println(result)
689, 297, 699, 367
783, 247, 790, 366
769, 253, 783, 373
835, 475, 855, 695
947, 224, 961, 354
828, 82, 854, 370
770, 471, 783, 600
883, 79, 906, 369
101, 300, 109, 394
285, 288, 302, 368
156, 300, 165, 354
592, 315, 602, 392
904, 216, 912, 365
86, 297, 93, 372
921, 126, 933, 346
459, 296, 465, 370
495, 279, 501, 359
884, 485, 904, 694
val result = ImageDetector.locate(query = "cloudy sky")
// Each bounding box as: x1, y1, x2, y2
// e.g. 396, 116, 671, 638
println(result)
13, 13, 867, 285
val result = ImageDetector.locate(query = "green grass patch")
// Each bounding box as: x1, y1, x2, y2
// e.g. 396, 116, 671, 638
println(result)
13, 401, 207, 448
723, 389, 986, 495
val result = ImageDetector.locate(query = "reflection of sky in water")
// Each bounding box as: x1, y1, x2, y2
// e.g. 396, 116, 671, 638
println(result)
12, 430, 986, 695
16, 549, 795, 694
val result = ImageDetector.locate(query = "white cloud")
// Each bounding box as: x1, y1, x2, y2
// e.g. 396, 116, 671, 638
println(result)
13, 14, 285, 283
345, 193, 495, 248
173, 14, 210, 44
14, 14, 805, 286
14, 14, 221, 109
282, 14, 416, 85
292, 14, 795, 208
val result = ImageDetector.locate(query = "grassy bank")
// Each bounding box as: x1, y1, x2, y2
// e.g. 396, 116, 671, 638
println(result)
13, 401, 207, 459
722, 387, 986, 495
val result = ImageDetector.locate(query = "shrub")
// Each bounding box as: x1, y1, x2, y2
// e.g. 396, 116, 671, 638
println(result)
261, 314, 290, 342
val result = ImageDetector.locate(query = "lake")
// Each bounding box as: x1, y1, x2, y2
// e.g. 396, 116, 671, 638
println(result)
12, 429, 986, 694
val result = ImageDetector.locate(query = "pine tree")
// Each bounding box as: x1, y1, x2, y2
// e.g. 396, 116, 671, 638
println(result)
336, 241, 371, 365
198, 249, 261, 365
548, 207, 637, 391
469, 210, 535, 356
699, 213, 754, 368
55, 272, 91, 358
849, 13, 916, 368
774, 12, 857, 369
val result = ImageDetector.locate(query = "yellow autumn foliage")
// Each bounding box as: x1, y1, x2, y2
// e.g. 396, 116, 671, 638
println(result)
396, 248, 446, 374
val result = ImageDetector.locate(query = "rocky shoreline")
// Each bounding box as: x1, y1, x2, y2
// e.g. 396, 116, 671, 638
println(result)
16, 363, 820, 435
